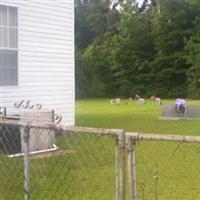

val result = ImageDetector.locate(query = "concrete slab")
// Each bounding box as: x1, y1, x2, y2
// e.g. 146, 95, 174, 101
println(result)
159, 105, 200, 120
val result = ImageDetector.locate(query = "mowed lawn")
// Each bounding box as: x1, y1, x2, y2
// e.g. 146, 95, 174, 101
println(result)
2, 99, 200, 200
76, 99, 200, 199
76, 99, 200, 135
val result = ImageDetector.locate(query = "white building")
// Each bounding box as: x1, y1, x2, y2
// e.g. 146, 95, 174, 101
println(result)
0, 0, 75, 125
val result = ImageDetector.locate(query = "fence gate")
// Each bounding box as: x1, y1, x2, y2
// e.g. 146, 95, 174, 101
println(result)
126, 133, 200, 200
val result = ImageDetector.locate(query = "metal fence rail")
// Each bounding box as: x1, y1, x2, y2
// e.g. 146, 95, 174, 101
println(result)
0, 120, 200, 200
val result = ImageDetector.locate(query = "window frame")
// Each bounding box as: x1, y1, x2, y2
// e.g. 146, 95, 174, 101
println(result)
0, 3, 19, 88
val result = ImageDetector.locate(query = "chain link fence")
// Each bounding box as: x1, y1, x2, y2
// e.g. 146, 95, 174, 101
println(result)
1, 120, 200, 200
127, 133, 200, 200
0, 121, 124, 200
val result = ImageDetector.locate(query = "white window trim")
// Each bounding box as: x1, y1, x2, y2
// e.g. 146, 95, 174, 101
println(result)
0, 4, 19, 88
0, 3, 18, 8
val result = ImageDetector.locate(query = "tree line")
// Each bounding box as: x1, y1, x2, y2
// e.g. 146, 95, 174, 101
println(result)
75, 0, 200, 98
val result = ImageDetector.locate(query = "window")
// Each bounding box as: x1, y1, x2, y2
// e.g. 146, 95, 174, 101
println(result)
0, 5, 18, 86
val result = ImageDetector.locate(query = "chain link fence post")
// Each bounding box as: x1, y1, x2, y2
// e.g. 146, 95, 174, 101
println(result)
23, 124, 30, 200
118, 130, 126, 200
127, 136, 137, 200
115, 136, 119, 200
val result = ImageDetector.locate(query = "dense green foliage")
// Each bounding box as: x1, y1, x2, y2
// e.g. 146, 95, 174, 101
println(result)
75, 0, 200, 98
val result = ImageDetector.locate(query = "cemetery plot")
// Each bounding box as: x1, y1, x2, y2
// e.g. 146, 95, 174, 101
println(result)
160, 105, 200, 120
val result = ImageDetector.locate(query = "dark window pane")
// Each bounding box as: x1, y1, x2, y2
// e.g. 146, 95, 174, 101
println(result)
0, 5, 7, 26
0, 27, 8, 48
9, 7, 17, 27
9, 28, 17, 48
0, 68, 18, 86
0, 50, 8, 67
7, 50, 18, 68
0, 5, 18, 86
0, 50, 18, 86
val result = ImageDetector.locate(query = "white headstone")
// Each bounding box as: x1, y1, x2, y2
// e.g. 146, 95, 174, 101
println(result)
137, 98, 145, 104
155, 97, 161, 105
115, 98, 121, 104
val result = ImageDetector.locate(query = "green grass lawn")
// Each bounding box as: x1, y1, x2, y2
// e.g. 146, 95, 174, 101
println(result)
2, 99, 200, 200
76, 99, 200, 135
76, 99, 200, 200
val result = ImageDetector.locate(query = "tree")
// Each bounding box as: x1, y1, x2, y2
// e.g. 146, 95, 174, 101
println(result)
150, 0, 199, 97
75, 0, 120, 97
75, 0, 200, 98
185, 18, 200, 98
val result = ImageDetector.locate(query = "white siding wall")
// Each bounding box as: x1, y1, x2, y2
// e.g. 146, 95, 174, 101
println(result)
0, 0, 75, 125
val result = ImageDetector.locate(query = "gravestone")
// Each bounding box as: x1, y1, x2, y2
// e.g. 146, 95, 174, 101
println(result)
137, 98, 145, 105
154, 98, 161, 105
160, 105, 200, 120
110, 98, 121, 105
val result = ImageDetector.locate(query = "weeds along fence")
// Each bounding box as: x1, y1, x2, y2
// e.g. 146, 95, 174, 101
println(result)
1, 120, 200, 200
